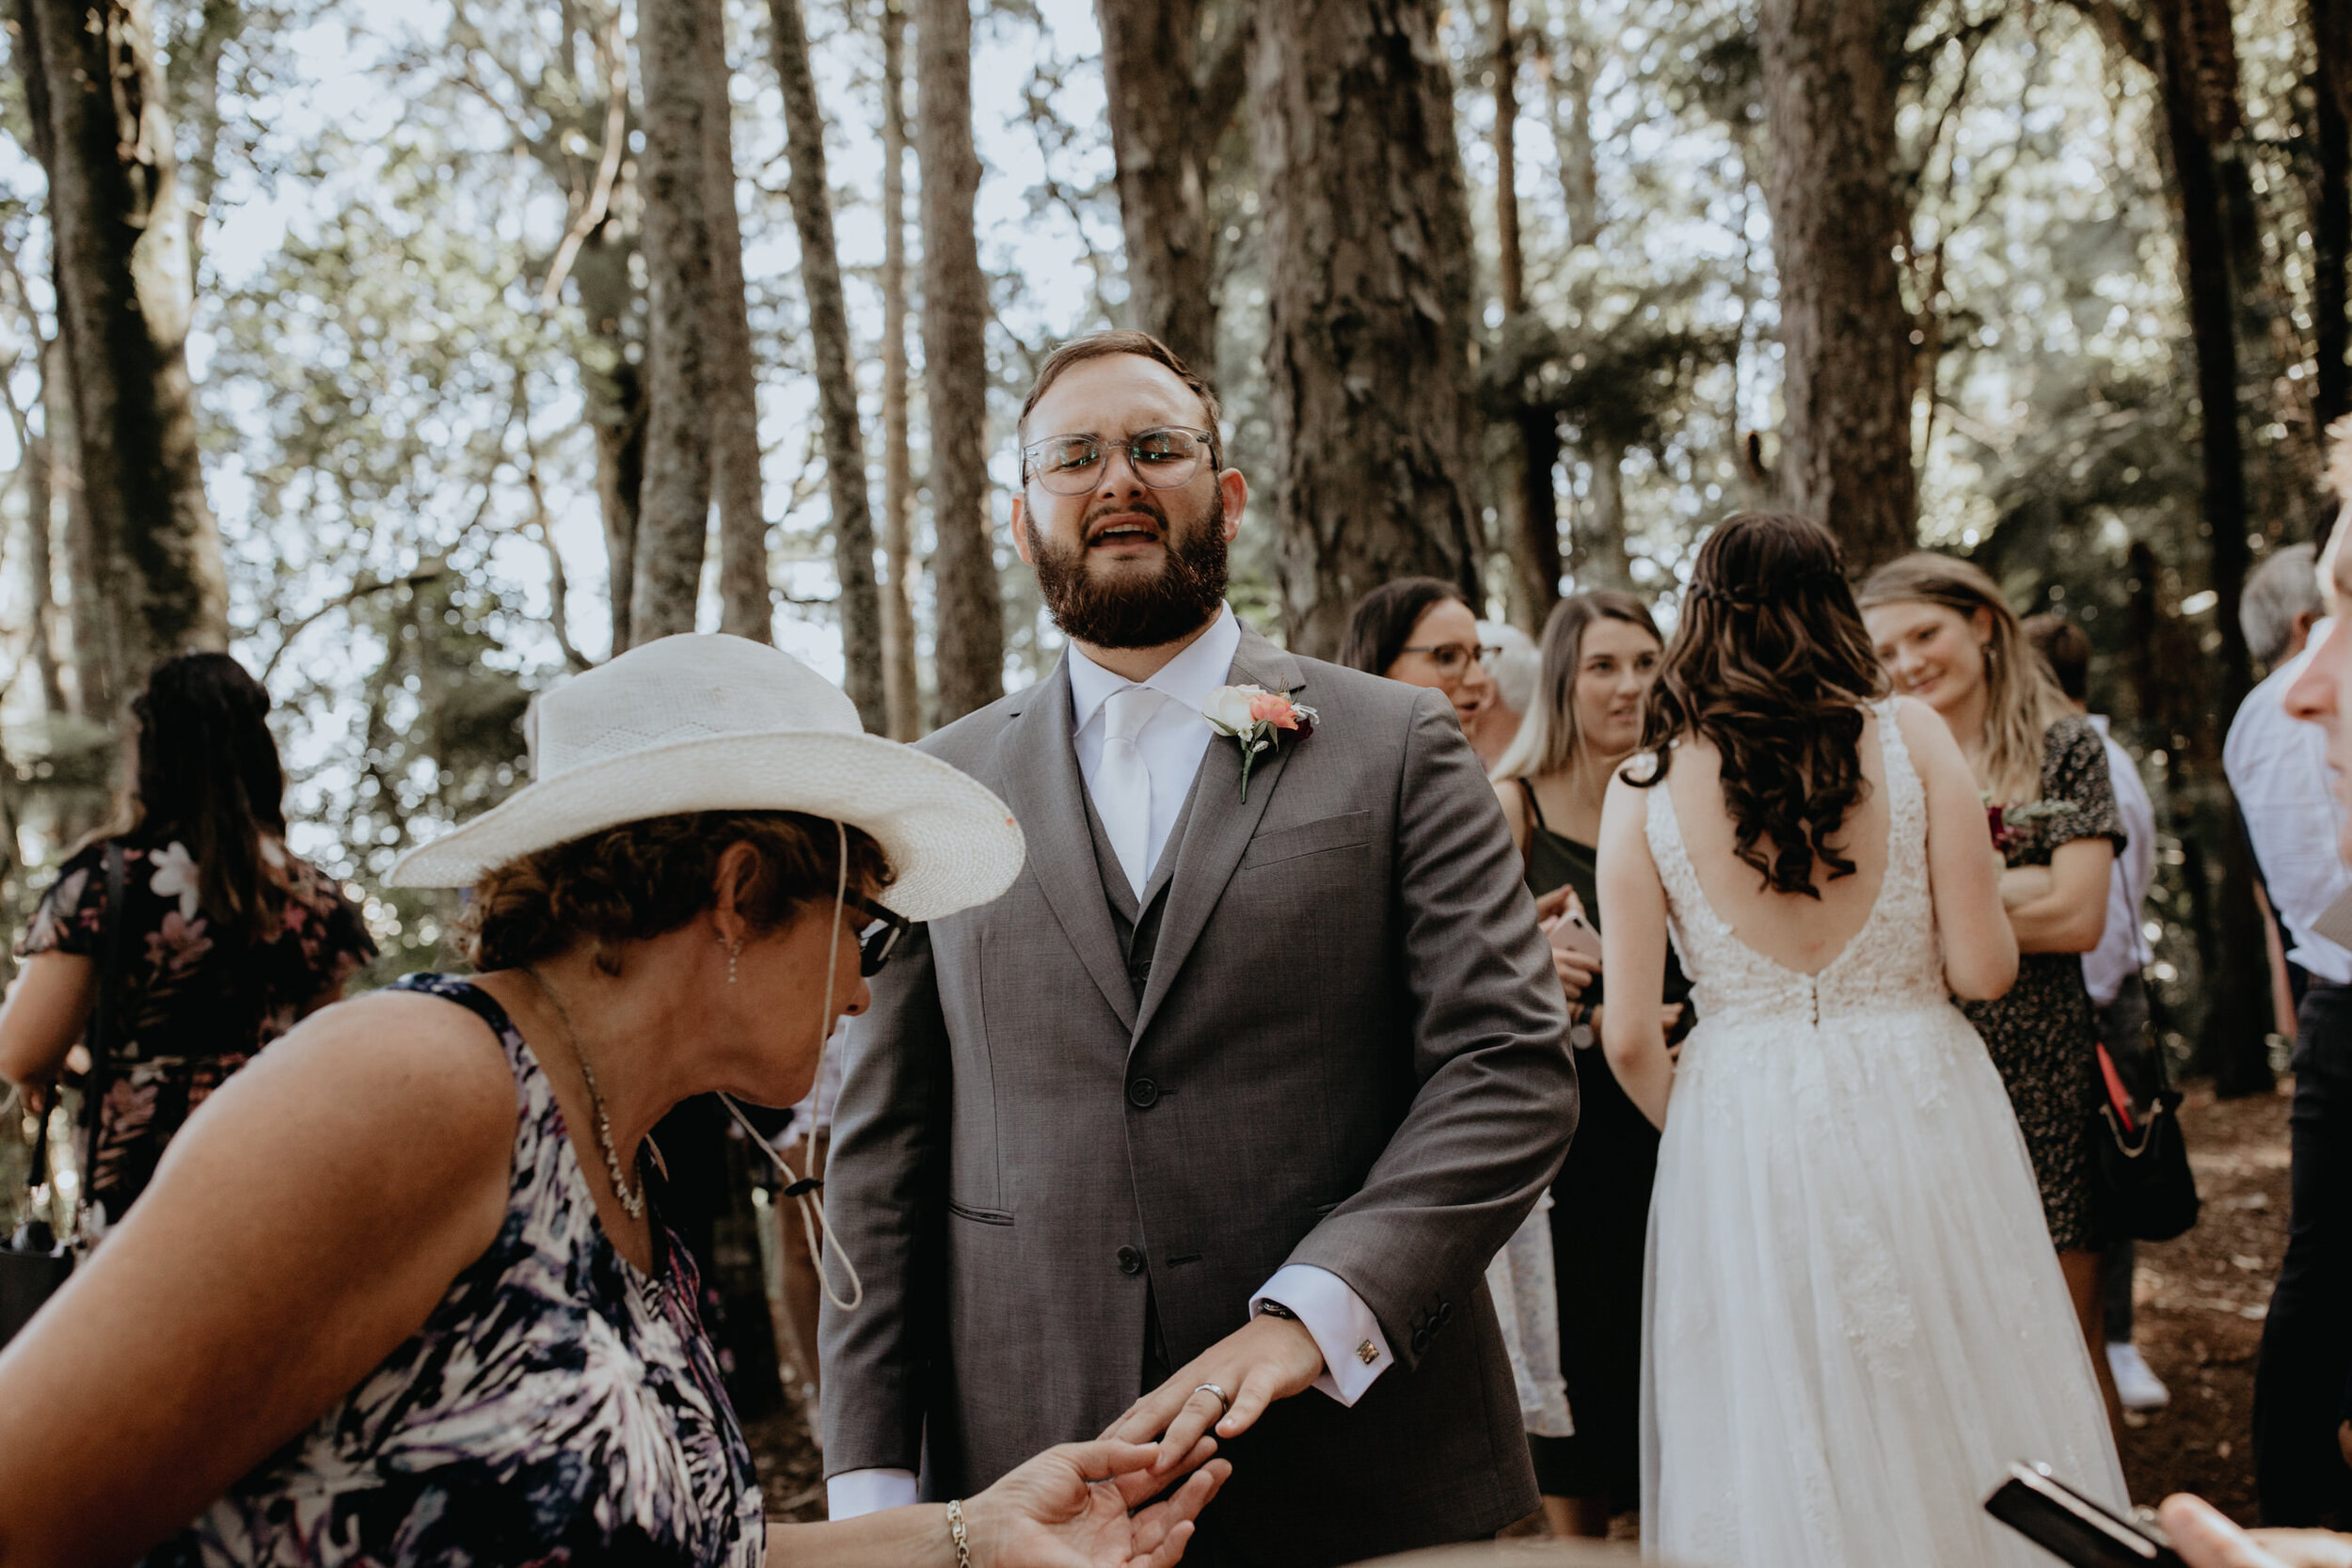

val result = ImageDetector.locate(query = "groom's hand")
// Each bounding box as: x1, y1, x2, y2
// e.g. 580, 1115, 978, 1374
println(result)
1107, 1313, 1326, 1471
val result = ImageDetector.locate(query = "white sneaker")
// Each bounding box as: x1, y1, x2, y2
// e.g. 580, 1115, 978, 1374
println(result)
2107, 1341, 2170, 1411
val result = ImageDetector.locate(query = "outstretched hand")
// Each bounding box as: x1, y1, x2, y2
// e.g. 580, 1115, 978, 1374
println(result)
1105, 1313, 1325, 1471
966, 1437, 1231, 1568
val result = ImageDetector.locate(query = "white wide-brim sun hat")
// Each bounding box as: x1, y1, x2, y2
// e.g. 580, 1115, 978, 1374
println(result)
388, 632, 1024, 923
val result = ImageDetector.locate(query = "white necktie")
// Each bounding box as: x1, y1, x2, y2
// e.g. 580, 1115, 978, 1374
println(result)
1098, 686, 1165, 896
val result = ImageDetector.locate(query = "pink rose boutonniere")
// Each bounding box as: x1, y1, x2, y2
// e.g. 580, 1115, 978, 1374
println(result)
1202, 684, 1319, 800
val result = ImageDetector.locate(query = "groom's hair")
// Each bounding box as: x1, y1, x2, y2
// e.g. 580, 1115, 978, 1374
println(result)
2020, 613, 2090, 703
1016, 330, 1224, 470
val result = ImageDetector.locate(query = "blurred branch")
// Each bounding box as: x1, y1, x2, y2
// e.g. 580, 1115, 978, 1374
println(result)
540, 15, 629, 307
260, 565, 453, 686
513, 372, 593, 672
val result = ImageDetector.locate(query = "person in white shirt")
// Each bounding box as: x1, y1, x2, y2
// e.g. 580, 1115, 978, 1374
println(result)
2025, 612, 2169, 1414
1467, 619, 1540, 771
2238, 517, 2352, 1525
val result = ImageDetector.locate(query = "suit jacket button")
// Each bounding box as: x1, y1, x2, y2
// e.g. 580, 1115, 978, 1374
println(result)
1437, 1301, 1454, 1326
1410, 1326, 1431, 1354
1127, 1077, 1160, 1109
1117, 1245, 1145, 1275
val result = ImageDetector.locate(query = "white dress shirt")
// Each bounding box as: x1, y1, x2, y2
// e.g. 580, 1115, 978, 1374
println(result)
2225, 626, 2352, 986
827, 606, 1394, 1519
2084, 716, 2156, 1006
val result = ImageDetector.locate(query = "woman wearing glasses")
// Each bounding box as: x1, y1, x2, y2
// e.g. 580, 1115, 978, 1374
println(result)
1340, 577, 1499, 728
0, 635, 1228, 1567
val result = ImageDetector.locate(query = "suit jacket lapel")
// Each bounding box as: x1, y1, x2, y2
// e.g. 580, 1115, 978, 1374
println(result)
1132, 626, 1308, 1044
993, 657, 1138, 1033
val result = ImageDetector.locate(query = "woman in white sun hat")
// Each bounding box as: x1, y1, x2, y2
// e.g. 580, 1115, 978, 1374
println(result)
0, 633, 1229, 1568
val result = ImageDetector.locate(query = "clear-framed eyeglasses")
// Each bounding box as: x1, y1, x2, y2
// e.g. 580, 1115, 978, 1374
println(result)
1020, 426, 1220, 496
1398, 642, 1506, 675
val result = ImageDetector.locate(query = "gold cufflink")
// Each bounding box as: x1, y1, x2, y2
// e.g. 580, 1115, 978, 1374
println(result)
1357, 1339, 1377, 1365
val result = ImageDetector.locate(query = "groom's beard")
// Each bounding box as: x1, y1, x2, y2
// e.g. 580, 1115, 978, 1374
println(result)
1026, 492, 1230, 649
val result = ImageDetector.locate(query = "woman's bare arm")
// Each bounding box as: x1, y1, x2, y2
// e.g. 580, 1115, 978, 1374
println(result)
1597, 772, 1674, 1128
0, 992, 515, 1568
1901, 699, 2019, 1000
2005, 836, 2115, 954
0, 953, 95, 1095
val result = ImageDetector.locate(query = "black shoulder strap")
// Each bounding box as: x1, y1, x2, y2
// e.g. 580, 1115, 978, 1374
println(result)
78, 844, 129, 1180
1517, 776, 1551, 833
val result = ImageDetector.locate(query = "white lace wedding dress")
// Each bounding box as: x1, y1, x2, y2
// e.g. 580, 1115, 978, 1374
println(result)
1640, 703, 2125, 1567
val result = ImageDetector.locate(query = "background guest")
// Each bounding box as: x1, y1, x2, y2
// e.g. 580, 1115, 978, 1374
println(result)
1468, 619, 1541, 769
2238, 539, 2335, 1030
2024, 611, 2169, 1415
1861, 554, 2126, 1428
0, 651, 374, 1232
1491, 590, 1686, 1538
2240, 517, 2352, 1525
1339, 577, 1498, 729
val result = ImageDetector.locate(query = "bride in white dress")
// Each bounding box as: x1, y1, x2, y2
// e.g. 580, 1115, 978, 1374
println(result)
1594, 514, 2123, 1566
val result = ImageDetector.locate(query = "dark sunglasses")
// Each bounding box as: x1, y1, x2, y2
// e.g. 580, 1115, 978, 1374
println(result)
848, 892, 912, 976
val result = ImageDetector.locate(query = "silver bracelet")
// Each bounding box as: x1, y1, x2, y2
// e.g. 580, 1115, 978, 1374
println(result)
946, 1497, 972, 1568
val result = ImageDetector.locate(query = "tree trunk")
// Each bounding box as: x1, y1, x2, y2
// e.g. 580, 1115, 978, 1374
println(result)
771, 0, 885, 726
879, 0, 920, 739
15, 0, 230, 713
577, 220, 646, 654
166, 0, 237, 272
2313, 0, 2350, 432
630, 0, 717, 643
1248, 0, 1486, 660
1096, 1, 1247, 372
915, 0, 1002, 722
24, 418, 65, 716
1574, 434, 1634, 591
1754, 0, 1916, 570
2150, 0, 2270, 1093
694, 0, 771, 644
1492, 3, 1559, 626
44, 332, 102, 716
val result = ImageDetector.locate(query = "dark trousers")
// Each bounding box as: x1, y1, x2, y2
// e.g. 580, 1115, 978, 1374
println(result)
2256, 980, 2352, 1526
2097, 976, 2156, 1341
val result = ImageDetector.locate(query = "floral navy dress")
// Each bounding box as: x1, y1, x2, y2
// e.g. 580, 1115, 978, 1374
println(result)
144, 974, 767, 1567
20, 834, 374, 1224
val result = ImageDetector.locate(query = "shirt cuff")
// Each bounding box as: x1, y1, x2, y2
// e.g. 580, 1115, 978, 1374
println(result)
827, 1467, 918, 1519
1252, 1262, 1393, 1405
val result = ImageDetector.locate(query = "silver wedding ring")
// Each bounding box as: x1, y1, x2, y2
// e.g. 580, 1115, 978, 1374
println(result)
1193, 1382, 1232, 1418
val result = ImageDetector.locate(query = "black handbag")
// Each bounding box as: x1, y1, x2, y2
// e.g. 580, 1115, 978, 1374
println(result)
2091, 1039, 2201, 1243
0, 845, 128, 1347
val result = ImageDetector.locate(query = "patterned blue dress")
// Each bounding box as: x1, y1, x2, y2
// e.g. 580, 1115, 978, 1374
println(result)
144, 974, 767, 1566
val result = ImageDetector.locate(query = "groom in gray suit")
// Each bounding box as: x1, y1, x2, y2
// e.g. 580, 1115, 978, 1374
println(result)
819, 330, 1576, 1565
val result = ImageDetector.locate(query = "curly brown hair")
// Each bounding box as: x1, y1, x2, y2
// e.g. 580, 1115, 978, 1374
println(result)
454, 810, 895, 974
1635, 513, 1890, 898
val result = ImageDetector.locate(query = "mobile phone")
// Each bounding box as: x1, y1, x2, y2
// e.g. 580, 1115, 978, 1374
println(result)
1547, 910, 1603, 961
1984, 1463, 2183, 1567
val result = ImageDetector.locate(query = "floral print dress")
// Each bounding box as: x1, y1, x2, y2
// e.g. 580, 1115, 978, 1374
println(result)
20, 834, 375, 1224
145, 974, 767, 1567
1959, 715, 2128, 1253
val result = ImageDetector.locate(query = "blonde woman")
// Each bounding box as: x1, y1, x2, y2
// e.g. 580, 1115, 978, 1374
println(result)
1491, 592, 1684, 1538
1860, 554, 2124, 1422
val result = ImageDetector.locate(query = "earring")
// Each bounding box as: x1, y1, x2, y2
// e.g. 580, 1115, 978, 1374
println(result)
727, 939, 741, 985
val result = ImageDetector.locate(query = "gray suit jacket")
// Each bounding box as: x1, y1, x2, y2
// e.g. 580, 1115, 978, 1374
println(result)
819, 624, 1576, 1565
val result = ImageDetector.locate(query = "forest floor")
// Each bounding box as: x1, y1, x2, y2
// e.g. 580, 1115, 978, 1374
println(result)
748, 1079, 2296, 1539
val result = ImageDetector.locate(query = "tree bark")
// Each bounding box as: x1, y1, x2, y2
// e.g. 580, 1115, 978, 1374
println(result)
630, 0, 717, 643
879, 0, 920, 739
1095, 1, 1247, 372
771, 0, 884, 726
2313, 0, 2350, 432
43, 331, 102, 716
1754, 0, 1916, 570
915, 0, 1001, 722
14, 0, 230, 714
1248, 0, 1486, 660
577, 220, 645, 654
2149, 0, 2270, 1093
1536, 0, 1601, 248
695, 0, 771, 644
1491, 1, 1559, 626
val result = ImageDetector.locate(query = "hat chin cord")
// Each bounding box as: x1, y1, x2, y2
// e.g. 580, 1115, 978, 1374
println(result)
719, 816, 865, 1313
